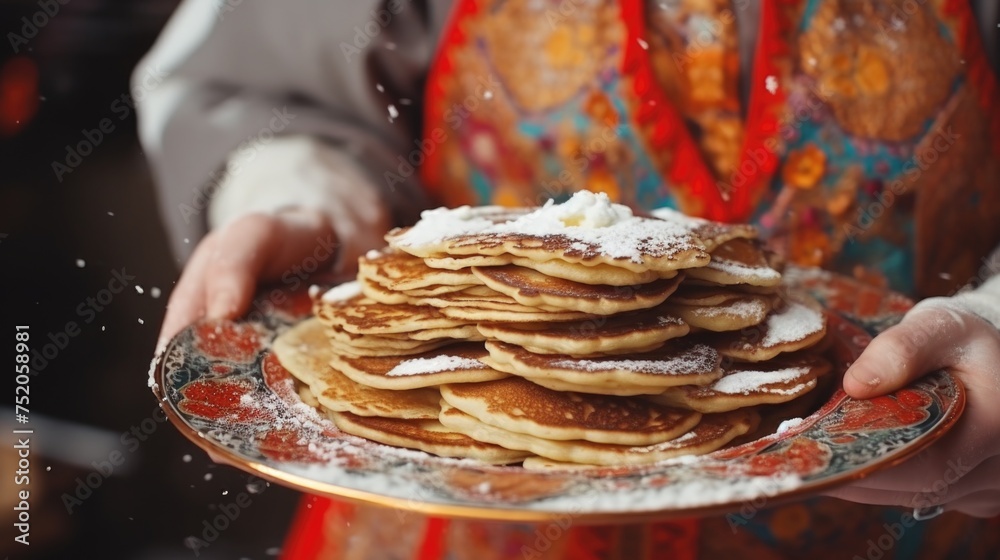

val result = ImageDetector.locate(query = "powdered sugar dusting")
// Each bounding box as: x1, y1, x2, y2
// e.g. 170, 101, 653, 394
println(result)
147, 353, 161, 389
777, 417, 805, 434
321, 281, 362, 303
630, 430, 699, 453
761, 303, 824, 347
552, 344, 717, 375
393, 192, 701, 263
649, 207, 708, 228
708, 258, 780, 280
387, 355, 484, 377
531, 472, 804, 512
699, 298, 768, 318
713, 367, 810, 395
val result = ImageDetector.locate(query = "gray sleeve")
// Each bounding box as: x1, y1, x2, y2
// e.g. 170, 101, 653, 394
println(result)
972, 0, 999, 73
133, 0, 449, 261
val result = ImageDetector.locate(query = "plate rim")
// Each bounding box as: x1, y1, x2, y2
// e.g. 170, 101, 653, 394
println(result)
152, 316, 966, 524
153, 370, 965, 524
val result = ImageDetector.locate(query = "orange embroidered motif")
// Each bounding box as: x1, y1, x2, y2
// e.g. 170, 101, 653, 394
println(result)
782, 145, 827, 190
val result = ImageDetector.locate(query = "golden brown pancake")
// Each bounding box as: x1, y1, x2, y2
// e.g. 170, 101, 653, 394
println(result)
650, 207, 758, 251
359, 248, 483, 290
423, 254, 515, 270
476, 305, 689, 356
396, 284, 481, 297
686, 238, 782, 287
482, 340, 723, 395
359, 275, 572, 313
326, 337, 455, 357
439, 305, 595, 323
664, 294, 773, 332
709, 301, 828, 362
508, 256, 667, 286
329, 343, 509, 390
329, 411, 531, 464
272, 318, 441, 418
439, 405, 757, 466
646, 355, 833, 412
386, 197, 711, 273
472, 265, 684, 314
669, 285, 755, 307
314, 291, 472, 335
440, 377, 702, 445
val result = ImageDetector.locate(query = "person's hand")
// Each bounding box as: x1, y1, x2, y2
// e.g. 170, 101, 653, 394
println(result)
156, 207, 338, 353
825, 300, 1000, 518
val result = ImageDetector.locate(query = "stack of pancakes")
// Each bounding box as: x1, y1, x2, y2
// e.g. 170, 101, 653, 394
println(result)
274, 192, 831, 467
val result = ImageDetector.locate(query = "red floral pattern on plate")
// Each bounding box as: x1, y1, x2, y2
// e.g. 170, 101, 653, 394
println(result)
826, 389, 933, 433
744, 438, 833, 477
177, 377, 270, 424
192, 321, 264, 364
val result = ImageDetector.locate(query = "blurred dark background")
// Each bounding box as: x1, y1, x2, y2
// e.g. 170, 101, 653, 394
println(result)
0, 1, 300, 557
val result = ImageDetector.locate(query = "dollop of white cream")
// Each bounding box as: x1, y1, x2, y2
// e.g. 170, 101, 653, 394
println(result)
321, 281, 362, 303
548, 191, 633, 228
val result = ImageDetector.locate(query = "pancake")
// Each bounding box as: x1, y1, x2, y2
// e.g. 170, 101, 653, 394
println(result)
325, 326, 450, 350
329, 324, 484, 343
327, 338, 455, 357
646, 355, 833, 412
424, 254, 515, 270
397, 284, 481, 297
439, 305, 595, 323
669, 285, 754, 307
664, 294, 772, 332
416, 292, 569, 313
440, 377, 702, 445
329, 411, 531, 464
650, 207, 758, 251
482, 340, 723, 395
297, 385, 321, 408
508, 256, 667, 286
710, 301, 827, 362
683, 279, 781, 295
386, 192, 710, 273
472, 265, 684, 315
395, 325, 485, 342
685, 238, 782, 287
476, 306, 689, 356
314, 286, 472, 335
272, 318, 441, 418
359, 275, 572, 313
329, 343, 509, 390
520, 457, 600, 470
439, 405, 757, 466
358, 248, 483, 290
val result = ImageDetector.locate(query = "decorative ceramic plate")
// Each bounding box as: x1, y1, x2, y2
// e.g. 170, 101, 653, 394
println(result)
151, 268, 964, 523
